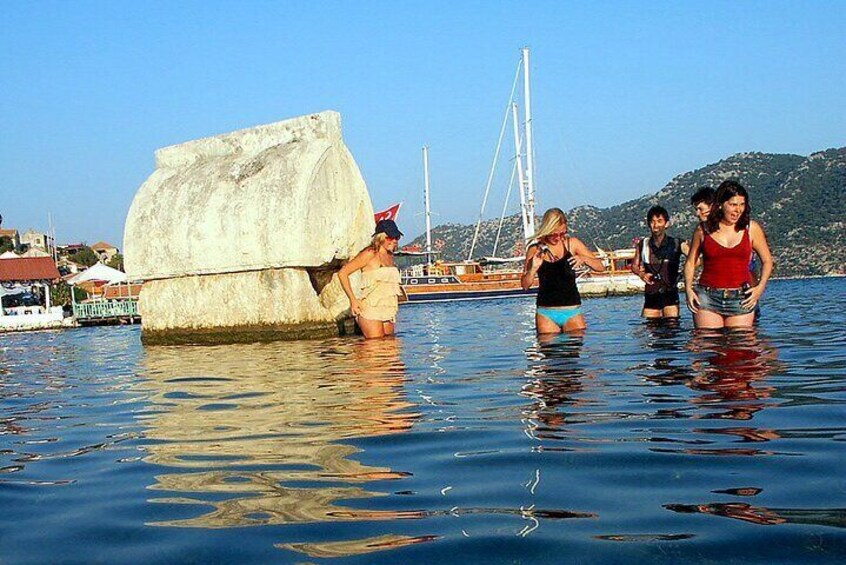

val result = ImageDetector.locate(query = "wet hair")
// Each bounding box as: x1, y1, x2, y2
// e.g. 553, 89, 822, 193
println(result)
705, 180, 751, 233
529, 208, 568, 242
691, 187, 715, 206
646, 205, 669, 223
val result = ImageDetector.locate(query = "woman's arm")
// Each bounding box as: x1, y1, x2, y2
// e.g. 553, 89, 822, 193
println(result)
743, 221, 775, 308
338, 248, 375, 316
521, 245, 543, 290
684, 226, 704, 313
569, 238, 605, 272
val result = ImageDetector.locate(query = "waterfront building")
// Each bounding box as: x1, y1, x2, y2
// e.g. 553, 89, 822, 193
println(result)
91, 241, 120, 263
20, 229, 54, 255
0, 255, 67, 331
0, 228, 21, 251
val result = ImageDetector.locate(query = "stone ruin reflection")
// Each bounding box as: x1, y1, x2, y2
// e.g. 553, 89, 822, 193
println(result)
135, 338, 428, 556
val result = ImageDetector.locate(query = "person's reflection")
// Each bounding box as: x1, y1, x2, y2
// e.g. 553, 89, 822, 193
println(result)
521, 332, 592, 440
637, 319, 695, 386
137, 337, 419, 532
665, 501, 787, 525
686, 329, 781, 440
666, 502, 846, 529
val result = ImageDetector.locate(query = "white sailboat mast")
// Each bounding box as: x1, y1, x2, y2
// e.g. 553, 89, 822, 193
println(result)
511, 103, 530, 240
522, 47, 536, 235
422, 146, 433, 265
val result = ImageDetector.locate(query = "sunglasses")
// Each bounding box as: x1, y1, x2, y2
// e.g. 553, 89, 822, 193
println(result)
546, 231, 567, 241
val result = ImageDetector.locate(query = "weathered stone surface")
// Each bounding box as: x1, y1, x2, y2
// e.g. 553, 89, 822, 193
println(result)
124, 111, 373, 343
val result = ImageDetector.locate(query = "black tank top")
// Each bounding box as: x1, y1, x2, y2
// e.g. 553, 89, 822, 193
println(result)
536, 242, 581, 307
642, 235, 682, 294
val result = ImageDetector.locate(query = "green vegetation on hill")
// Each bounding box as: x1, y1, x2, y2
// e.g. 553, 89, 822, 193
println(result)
407, 148, 846, 277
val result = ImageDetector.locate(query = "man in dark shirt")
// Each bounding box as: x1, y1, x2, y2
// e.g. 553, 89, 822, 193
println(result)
632, 206, 689, 319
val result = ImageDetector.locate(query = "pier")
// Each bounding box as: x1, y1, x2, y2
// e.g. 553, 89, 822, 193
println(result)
72, 299, 140, 326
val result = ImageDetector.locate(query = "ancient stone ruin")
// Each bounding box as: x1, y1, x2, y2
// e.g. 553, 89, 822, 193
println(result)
124, 111, 373, 344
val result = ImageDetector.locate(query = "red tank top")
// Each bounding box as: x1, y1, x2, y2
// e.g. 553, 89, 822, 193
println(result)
699, 228, 753, 289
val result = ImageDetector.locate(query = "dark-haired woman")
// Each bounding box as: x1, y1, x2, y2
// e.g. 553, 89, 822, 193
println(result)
683, 181, 774, 329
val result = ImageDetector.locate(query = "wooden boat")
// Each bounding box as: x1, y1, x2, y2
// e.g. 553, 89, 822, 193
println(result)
398, 257, 536, 303
396, 49, 643, 304
576, 247, 645, 297
399, 49, 540, 305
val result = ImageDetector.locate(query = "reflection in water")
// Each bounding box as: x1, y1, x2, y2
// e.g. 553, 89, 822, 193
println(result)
637, 319, 696, 386
687, 329, 781, 423
674, 329, 787, 460
2, 281, 844, 562
643, 328, 785, 457
521, 333, 594, 441
655, 329, 845, 532
137, 337, 424, 554
665, 502, 846, 528
277, 534, 440, 559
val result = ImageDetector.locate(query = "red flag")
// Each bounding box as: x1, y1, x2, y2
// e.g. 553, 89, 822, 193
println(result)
374, 203, 401, 223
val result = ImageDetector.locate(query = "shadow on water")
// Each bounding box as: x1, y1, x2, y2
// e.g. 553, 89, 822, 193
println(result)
136, 337, 436, 558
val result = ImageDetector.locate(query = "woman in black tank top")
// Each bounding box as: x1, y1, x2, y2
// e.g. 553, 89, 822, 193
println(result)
521, 208, 606, 334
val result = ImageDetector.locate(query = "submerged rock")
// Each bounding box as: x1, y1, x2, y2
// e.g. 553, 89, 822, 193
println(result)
124, 111, 373, 344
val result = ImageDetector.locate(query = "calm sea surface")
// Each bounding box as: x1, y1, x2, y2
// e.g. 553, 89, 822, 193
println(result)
1, 278, 844, 564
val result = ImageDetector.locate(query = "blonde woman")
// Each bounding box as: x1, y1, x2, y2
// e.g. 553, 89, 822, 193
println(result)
339, 220, 405, 339
520, 208, 605, 333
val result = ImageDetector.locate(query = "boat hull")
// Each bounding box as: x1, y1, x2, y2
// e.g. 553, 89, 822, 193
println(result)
402, 285, 536, 303
401, 272, 536, 304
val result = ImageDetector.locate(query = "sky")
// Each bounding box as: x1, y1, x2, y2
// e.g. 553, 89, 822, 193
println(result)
1, 0, 844, 246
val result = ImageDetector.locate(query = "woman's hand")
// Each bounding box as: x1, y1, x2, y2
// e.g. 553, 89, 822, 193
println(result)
686, 288, 701, 313
530, 251, 545, 272
568, 253, 587, 270
350, 298, 363, 318
742, 284, 764, 310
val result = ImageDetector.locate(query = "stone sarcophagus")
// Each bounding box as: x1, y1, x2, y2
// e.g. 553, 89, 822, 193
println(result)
124, 111, 373, 344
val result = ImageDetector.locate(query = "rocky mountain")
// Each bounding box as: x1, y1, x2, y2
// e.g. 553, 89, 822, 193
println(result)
406, 148, 846, 277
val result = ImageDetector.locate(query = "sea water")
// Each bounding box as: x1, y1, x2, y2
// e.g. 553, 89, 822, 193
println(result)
1, 278, 844, 563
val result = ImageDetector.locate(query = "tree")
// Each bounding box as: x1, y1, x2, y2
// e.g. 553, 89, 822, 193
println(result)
70, 246, 99, 267
106, 253, 124, 272
0, 236, 14, 254
50, 282, 88, 307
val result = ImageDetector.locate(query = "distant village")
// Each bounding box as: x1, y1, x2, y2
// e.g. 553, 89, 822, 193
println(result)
0, 217, 140, 332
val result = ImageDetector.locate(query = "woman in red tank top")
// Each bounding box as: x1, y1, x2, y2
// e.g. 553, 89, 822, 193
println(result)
683, 181, 774, 329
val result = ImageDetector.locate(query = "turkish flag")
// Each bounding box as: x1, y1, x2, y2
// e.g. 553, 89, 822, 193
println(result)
374, 203, 402, 223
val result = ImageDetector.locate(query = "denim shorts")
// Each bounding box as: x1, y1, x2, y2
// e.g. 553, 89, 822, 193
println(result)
696, 285, 755, 317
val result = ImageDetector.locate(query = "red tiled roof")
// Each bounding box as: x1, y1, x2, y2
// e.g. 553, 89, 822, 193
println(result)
91, 241, 118, 251
0, 228, 19, 237
0, 257, 61, 282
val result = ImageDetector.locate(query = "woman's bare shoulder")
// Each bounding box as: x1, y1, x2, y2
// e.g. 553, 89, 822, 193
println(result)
749, 220, 765, 233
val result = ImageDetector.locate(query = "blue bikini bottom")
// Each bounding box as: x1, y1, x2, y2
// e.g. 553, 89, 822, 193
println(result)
537, 307, 582, 327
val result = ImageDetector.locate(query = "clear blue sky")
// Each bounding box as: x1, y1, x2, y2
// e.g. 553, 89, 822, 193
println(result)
2, 0, 844, 246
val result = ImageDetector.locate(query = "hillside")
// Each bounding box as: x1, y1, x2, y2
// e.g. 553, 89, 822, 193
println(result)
406, 148, 846, 277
